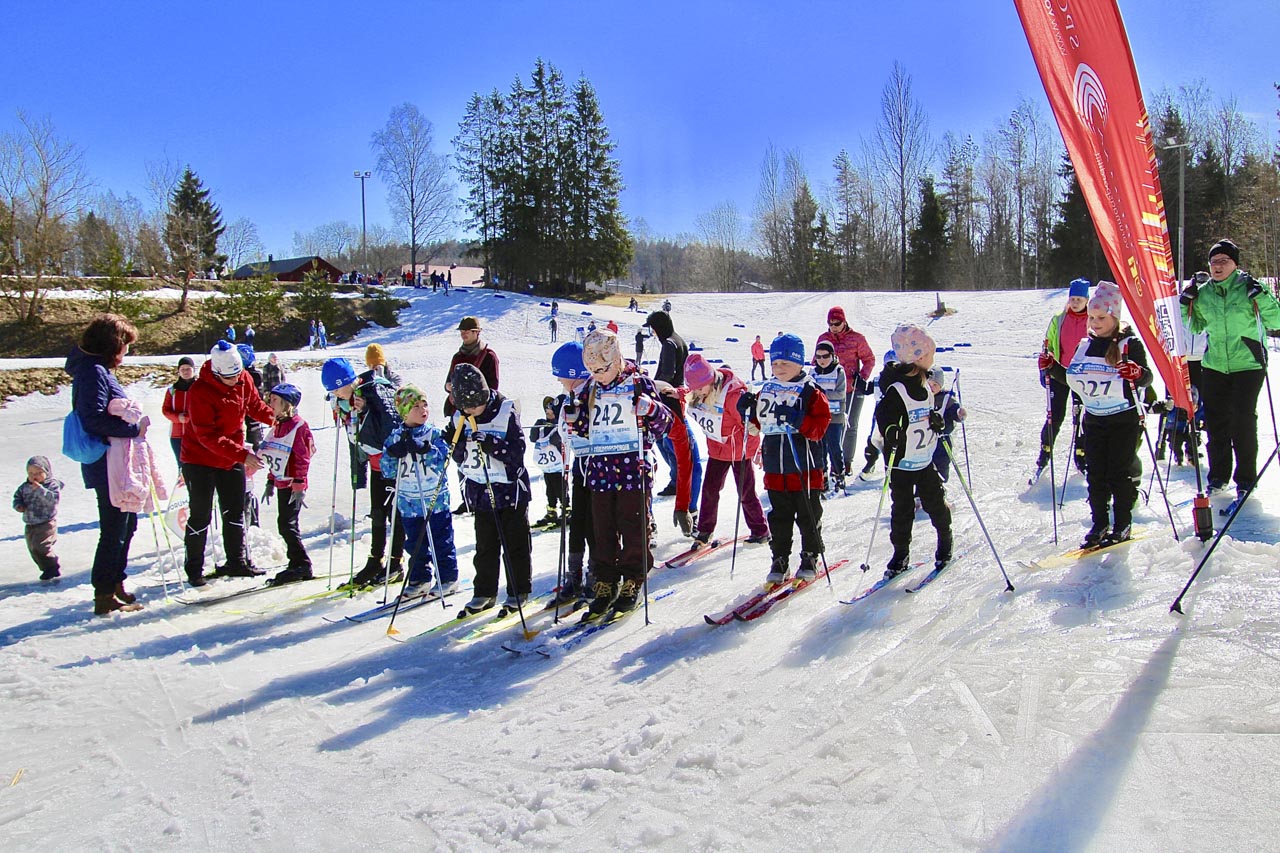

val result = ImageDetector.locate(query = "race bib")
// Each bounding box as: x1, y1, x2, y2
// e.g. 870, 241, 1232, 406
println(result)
258, 423, 301, 480
757, 379, 805, 435
889, 383, 938, 471
533, 437, 565, 473
583, 379, 640, 456
813, 371, 843, 416
688, 394, 726, 442
397, 453, 442, 501
1065, 341, 1133, 416
457, 400, 515, 484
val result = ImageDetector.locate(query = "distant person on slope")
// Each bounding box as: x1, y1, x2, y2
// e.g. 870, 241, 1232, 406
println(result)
750, 335, 766, 382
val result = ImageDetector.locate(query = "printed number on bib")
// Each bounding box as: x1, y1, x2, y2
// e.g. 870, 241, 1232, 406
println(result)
584, 381, 640, 456
397, 456, 441, 499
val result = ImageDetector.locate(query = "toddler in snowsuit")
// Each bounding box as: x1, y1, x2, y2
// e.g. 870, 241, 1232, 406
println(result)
13, 455, 63, 581
740, 333, 831, 590
875, 325, 953, 577
382, 384, 460, 599
927, 367, 967, 483
260, 383, 316, 587
450, 364, 533, 617
529, 396, 567, 526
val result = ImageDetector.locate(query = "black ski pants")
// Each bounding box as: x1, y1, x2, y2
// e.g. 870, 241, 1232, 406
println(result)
368, 466, 405, 562
888, 466, 951, 562
471, 506, 532, 598
183, 462, 247, 579
276, 489, 311, 571
1082, 414, 1142, 531
767, 488, 824, 564
1200, 367, 1267, 491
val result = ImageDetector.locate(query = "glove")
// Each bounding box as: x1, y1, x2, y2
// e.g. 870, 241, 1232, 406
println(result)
289, 488, 306, 508
955, 407, 967, 423
635, 395, 658, 417
1149, 400, 1169, 415
1037, 352, 1055, 371
736, 391, 758, 419
673, 509, 694, 536
774, 404, 800, 427
928, 411, 945, 433
1243, 273, 1264, 300
1117, 361, 1143, 382
1179, 282, 1200, 306
860, 377, 874, 395
262, 480, 274, 504
883, 424, 902, 451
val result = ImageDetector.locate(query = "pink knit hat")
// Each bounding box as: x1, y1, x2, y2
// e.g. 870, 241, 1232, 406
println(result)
1089, 281, 1123, 317
684, 353, 716, 390
889, 324, 936, 365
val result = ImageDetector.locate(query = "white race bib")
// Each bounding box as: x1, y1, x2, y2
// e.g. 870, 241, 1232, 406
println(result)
397, 453, 442, 501
457, 400, 515, 484
259, 422, 301, 480
1065, 339, 1133, 416
533, 436, 565, 473
889, 383, 938, 471
813, 370, 843, 416
688, 386, 728, 442
583, 379, 641, 456
757, 379, 805, 435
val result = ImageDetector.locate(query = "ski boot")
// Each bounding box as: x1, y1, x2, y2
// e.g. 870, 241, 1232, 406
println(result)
1100, 524, 1131, 547
496, 594, 527, 618
795, 552, 820, 583
934, 538, 953, 572
460, 595, 496, 617
690, 531, 712, 550
883, 553, 909, 581
1081, 523, 1108, 549
764, 556, 789, 591
745, 533, 771, 545
212, 561, 265, 579
268, 565, 314, 587
612, 578, 643, 613
582, 580, 618, 622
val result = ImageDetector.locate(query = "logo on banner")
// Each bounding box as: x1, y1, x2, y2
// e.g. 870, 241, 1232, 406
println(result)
1073, 63, 1108, 135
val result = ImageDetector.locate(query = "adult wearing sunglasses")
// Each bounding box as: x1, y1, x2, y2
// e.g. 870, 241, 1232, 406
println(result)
816, 306, 875, 477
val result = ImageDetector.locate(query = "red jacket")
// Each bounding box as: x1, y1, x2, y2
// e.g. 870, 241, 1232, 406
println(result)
180, 363, 275, 469
750, 340, 765, 361
681, 368, 760, 463
161, 381, 193, 438
816, 327, 875, 393
267, 414, 315, 491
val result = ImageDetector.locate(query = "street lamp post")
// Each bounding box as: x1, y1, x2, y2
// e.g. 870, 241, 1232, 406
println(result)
1161, 137, 1191, 287
354, 170, 371, 273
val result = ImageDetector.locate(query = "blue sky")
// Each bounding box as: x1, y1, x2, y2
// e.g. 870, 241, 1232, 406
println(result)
7, 0, 1277, 257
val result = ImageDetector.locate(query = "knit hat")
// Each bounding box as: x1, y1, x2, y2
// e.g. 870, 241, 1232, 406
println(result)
815, 341, 836, 357
542, 395, 557, 415
889, 324, 936, 365
827, 306, 847, 326
450, 364, 490, 411
237, 344, 256, 368
1208, 239, 1240, 264
684, 353, 716, 390
1068, 278, 1091, 299
1089, 281, 1123, 317
551, 341, 588, 379
393, 384, 429, 419
177, 356, 194, 368
457, 316, 481, 331
269, 383, 302, 407
606, 320, 619, 334
365, 343, 387, 367
582, 329, 622, 373
769, 333, 805, 366
27, 455, 52, 476
321, 357, 357, 391
209, 341, 243, 377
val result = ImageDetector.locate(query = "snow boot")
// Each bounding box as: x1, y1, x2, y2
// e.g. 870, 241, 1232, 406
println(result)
114, 581, 137, 605
764, 556, 789, 591
745, 533, 771, 545
795, 552, 819, 583
95, 592, 143, 616
691, 531, 712, 549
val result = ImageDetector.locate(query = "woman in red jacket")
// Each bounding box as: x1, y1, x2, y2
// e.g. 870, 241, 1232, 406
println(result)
179, 341, 274, 586
161, 356, 196, 466
816, 306, 875, 475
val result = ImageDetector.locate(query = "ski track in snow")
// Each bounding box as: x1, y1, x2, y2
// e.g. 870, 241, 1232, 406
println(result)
2, 286, 1280, 850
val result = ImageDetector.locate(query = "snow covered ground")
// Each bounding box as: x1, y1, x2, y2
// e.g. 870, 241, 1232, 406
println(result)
1, 286, 1278, 851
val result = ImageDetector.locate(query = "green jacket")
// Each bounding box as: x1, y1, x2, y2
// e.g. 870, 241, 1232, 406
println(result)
1182, 270, 1280, 374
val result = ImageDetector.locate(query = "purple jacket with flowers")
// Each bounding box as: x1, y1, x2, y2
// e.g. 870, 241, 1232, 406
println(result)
449, 391, 531, 511
566, 361, 672, 491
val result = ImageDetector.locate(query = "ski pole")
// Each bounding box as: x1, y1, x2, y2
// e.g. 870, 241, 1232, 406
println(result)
1057, 402, 1080, 511
1121, 346, 1179, 540
1172, 442, 1280, 613
387, 449, 454, 635
942, 440, 1014, 592
379, 456, 405, 604
728, 389, 756, 581
1043, 377, 1058, 545
953, 370, 972, 484
782, 428, 830, 586
326, 415, 340, 589
860, 445, 897, 573
146, 477, 181, 598
635, 383, 654, 626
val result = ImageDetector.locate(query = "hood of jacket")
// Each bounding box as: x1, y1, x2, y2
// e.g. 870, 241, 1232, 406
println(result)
64, 345, 108, 379
645, 310, 675, 340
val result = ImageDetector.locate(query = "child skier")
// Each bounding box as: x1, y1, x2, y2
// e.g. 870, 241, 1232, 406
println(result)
12, 455, 63, 582
681, 353, 770, 547
811, 340, 848, 493
740, 333, 831, 590
1063, 282, 1152, 547
550, 341, 596, 605
927, 367, 967, 483
449, 363, 533, 617
874, 324, 953, 578
858, 349, 897, 481
529, 396, 567, 528
260, 383, 317, 586
563, 329, 673, 619
382, 385, 460, 599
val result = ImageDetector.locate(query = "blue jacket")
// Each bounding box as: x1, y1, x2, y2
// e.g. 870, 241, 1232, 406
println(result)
65, 346, 141, 490
381, 422, 453, 517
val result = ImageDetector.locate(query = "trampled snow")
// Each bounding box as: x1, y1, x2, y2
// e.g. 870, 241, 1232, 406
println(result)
2, 286, 1278, 851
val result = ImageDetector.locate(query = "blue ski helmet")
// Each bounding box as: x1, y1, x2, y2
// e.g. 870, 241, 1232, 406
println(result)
551, 341, 588, 379
269, 383, 302, 407
236, 343, 256, 368
321, 357, 357, 391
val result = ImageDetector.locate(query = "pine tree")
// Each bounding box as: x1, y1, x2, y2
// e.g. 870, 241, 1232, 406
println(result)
163, 167, 226, 311
1046, 155, 1108, 285
907, 176, 948, 290
788, 180, 819, 290
564, 76, 632, 286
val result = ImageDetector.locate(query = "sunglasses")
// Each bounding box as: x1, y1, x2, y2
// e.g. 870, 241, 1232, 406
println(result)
590, 365, 612, 375
815, 353, 833, 360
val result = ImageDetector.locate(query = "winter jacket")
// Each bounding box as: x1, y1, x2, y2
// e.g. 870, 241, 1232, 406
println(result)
1043, 307, 1089, 380
444, 343, 500, 416
1183, 270, 1280, 374
65, 346, 143, 490
361, 364, 402, 389
13, 478, 62, 525
1065, 329, 1152, 427
105, 397, 168, 513
816, 326, 875, 393
874, 363, 939, 469
382, 421, 453, 516
684, 367, 760, 462
740, 370, 830, 491
647, 311, 689, 386
162, 377, 194, 438
260, 361, 286, 396
180, 361, 274, 470
566, 362, 673, 491
750, 340, 766, 361
811, 359, 848, 426
263, 414, 315, 492
352, 374, 401, 465
450, 391, 530, 511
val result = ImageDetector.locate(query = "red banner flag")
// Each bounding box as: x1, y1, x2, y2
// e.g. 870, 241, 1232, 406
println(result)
1014, 0, 1193, 412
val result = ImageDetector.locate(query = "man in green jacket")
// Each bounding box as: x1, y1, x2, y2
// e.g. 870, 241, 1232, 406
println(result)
1181, 239, 1280, 499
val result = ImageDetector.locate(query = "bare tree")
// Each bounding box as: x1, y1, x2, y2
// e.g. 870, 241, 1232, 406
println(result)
696, 201, 744, 292
0, 111, 89, 322
371, 103, 455, 274
221, 217, 265, 270
754, 143, 789, 285
872, 62, 933, 290
292, 220, 358, 259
